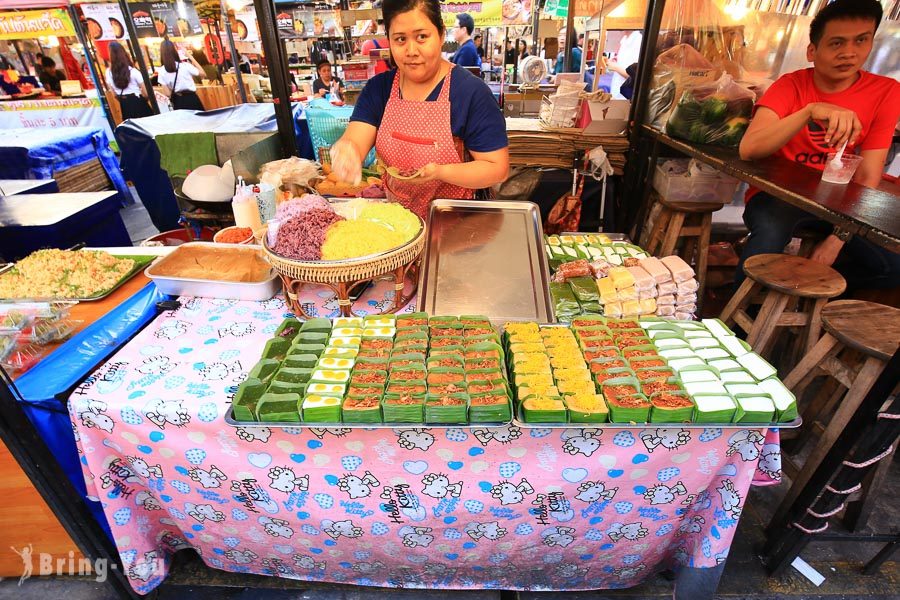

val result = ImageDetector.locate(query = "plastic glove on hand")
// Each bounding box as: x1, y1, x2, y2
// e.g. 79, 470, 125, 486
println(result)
330, 140, 362, 186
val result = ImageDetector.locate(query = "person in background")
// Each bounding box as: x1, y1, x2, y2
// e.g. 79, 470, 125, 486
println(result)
503, 39, 516, 67
451, 13, 481, 67
106, 41, 153, 121
0, 56, 22, 95
313, 59, 344, 99
361, 19, 391, 74
517, 40, 530, 61
158, 40, 205, 110
330, 0, 508, 218
38, 56, 66, 93
737, 0, 900, 291
554, 27, 582, 75
473, 33, 485, 60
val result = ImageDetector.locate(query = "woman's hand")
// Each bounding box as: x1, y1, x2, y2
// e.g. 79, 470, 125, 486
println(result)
330, 138, 362, 185
407, 163, 442, 184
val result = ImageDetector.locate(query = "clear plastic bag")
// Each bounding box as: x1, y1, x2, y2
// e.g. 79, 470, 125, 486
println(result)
665, 74, 755, 147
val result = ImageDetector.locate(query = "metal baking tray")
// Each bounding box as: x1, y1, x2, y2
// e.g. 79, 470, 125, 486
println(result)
419, 199, 554, 324
559, 232, 632, 243
145, 242, 279, 301
0, 253, 155, 302
224, 407, 512, 429
512, 411, 802, 430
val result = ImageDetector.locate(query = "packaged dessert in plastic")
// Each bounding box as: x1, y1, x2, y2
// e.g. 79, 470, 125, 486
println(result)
0, 311, 33, 334
0, 335, 18, 364
549, 282, 580, 322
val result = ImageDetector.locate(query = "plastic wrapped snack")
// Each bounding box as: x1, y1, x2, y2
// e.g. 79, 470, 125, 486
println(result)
552, 259, 593, 282
549, 282, 581, 321
639, 257, 672, 284
626, 266, 655, 292
677, 279, 700, 293
661, 255, 696, 284
569, 277, 601, 304
608, 267, 635, 290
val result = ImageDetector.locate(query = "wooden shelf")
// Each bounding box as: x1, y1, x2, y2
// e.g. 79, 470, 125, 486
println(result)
641, 125, 900, 253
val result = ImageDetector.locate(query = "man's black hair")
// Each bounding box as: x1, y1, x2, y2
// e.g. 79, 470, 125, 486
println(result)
810, 0, 882, 45
457, 13, 475, 35
473, 33, 482, 40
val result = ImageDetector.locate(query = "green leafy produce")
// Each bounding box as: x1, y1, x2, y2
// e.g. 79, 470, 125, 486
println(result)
700, 95, 729, 124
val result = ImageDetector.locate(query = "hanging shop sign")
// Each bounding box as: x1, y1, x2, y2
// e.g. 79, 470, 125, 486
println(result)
234, 7, 260, 42
80, 3, 127, 41
128, 2, 202, 39
441, 0, 502, 28
285, 9, 342, 38
0, 9, 75, 40
543, 0, 605, 18
0, 95, 114, 140
502, 0, 534, 25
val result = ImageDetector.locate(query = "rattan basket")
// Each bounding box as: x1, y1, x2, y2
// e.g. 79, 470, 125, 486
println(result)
261, 222, 426, 317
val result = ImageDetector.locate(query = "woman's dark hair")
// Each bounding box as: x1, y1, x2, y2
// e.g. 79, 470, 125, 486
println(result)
108, 41, 133, 90
382, 0, 444, 36
315, 59, 331, 76
160, 40, 179, 73
810, 0, 882, 45
517, 39, 528, 56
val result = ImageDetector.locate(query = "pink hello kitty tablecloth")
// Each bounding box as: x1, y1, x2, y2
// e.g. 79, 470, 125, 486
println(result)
68, 290, 782, 595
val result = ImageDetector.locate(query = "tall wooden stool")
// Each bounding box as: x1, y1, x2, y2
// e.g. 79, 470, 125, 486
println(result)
771, 300, 900, 532
719, 254, 846, 363
641, 195, 724, 305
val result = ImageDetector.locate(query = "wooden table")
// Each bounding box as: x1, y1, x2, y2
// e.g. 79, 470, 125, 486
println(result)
638, 125, 900, 253
0, 192, 131, 261
1, 272, 153, 576
0, 179, 58, 195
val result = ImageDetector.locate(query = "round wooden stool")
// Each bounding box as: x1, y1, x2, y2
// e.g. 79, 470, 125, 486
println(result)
641, 195, 724, 305
719, 254, 846, 361
772, 300, 900, 532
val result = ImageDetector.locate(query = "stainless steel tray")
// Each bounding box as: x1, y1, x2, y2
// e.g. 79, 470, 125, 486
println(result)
419, 199, 553, 324
224, 407, 512, 429
559, 232, 631, 242
145, 242, 280, 301
512, 413, 802, 430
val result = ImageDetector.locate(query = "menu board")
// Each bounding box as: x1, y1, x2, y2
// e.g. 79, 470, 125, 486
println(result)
285, 9, 342, 38
81, 3, 127, 41
234, 7, 260, 42
502, 0, 534, 25
441, 1, 502, 28
129, 1, 202, 38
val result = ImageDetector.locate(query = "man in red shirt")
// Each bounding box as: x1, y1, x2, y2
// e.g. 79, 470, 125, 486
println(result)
737, 0, 900, 291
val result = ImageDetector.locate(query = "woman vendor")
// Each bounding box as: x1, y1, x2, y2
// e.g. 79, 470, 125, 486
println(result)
330, 0, 509, 218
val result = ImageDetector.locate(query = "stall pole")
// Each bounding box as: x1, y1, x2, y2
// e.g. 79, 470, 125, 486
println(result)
69, 5, 118, 137
12, 40, 29, 72
0, 374, 141, 600
622, 0, 665, 236
117, 0, 159, 114
222, 2, 248, 103
254, 0, 298, 158
563, 0, 576, 72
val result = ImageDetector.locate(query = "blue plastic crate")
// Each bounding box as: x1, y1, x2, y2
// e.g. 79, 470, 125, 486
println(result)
305, 104, 376, 167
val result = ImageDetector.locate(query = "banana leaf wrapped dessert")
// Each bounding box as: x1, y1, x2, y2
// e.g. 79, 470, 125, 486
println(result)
469, 392, 512, 422
233, 378, 266, 421
383, 392, 425, 423
255, 393, 301, 422
302, 394, 342, 422
522, 394, 567, 423
248, 358, 280, 385
425, 393, 469, 424
649, 391, 694, 423
342, 395, 382, 423
565, 392, 609, 423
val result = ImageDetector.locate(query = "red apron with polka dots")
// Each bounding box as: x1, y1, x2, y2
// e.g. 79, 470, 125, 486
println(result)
375, 67, 473, 219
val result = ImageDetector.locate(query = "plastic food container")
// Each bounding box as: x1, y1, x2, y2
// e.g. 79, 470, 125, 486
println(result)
653, 159, 740, 203
821, 153, 863, 184
145, 243, 280, 301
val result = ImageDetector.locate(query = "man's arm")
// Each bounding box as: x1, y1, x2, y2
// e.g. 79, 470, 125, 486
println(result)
807, 148, 889, 265
739, 103, 863, 161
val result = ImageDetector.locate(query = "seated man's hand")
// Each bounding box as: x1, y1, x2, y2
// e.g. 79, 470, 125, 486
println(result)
808, 102, 862, 148
808, 233, 845, 266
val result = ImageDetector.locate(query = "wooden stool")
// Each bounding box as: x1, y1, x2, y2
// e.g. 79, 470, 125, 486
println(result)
771, 300, 900, 532
719, 254, 846, 363
641, 195, 723, 305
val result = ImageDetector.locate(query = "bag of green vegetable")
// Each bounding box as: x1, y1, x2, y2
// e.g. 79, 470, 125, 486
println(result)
665, 74, 755, 148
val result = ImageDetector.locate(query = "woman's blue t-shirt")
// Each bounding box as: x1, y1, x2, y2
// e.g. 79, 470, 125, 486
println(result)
349, 65, 508, 153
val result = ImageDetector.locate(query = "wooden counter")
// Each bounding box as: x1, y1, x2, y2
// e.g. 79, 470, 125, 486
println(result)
0, 274, 151, 576
640, 125, 900, 253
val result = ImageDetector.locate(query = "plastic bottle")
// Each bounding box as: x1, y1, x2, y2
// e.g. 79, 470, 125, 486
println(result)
232, 179, 262, 230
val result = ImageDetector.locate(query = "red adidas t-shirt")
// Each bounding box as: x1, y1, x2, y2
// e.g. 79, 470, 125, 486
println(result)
747, 68, 900, 198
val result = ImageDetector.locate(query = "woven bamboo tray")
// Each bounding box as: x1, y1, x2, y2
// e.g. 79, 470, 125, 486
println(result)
261, 221, 426, 318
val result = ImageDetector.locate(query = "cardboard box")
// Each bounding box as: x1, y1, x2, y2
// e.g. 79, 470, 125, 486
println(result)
577, 98, 630, 134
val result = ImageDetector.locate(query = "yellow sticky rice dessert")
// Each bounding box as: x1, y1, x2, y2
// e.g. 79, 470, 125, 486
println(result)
518, 383, 560, 398
566, 393, 608, 413
522, 395, 565, 411
554, 368, 592, 382
557, 380, 596, 395
505, 322, 540, 336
